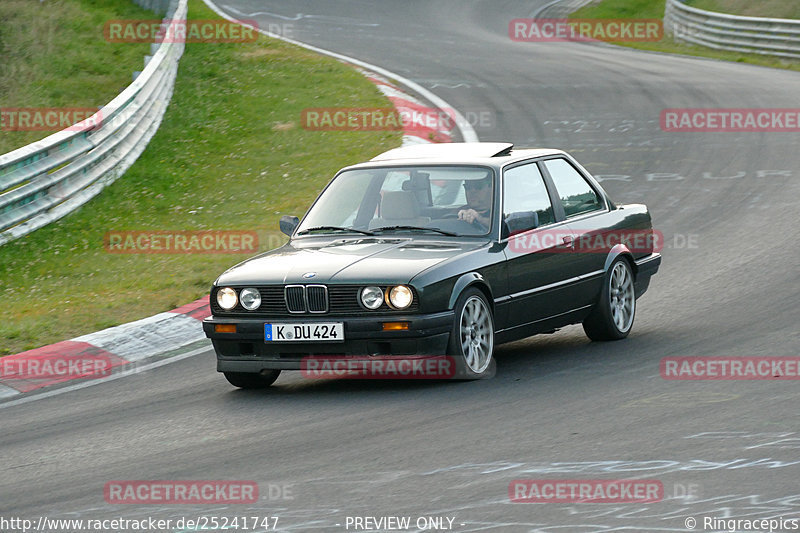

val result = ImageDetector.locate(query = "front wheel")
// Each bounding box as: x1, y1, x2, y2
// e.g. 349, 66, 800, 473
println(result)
583, 257, 636, 341
223, 370, 281, 389
448, 288, 496, 379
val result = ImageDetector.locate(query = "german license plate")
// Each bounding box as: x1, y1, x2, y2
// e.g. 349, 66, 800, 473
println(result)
265, 323, 344, 342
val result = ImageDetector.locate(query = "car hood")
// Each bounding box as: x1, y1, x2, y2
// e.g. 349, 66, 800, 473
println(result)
216, 237, 484, 286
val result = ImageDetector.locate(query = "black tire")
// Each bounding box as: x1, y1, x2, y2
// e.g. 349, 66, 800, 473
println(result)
583, 257, 636, 341
223, 370, 281, 389
447, 287, 496, 379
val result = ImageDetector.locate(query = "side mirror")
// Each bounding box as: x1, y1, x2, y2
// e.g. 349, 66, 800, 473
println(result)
504, 211, 539, 238
279, 215, 300, 237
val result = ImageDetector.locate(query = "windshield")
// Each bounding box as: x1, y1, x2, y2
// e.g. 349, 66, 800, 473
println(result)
296, 165, 495, 237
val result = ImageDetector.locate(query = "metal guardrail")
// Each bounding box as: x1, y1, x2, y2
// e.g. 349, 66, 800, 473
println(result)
664, 0, 800, 60
0, 0, 187, 246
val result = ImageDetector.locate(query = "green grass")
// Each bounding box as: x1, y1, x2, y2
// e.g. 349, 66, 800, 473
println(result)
687, 0, 800, 19
572, 0, 800, 72
576, 0, 666, 18
0, 0, 401, 355
0, 0, 155, 154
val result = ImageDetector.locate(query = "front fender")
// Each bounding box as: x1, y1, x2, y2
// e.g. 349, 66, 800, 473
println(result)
448, 272, 493, 310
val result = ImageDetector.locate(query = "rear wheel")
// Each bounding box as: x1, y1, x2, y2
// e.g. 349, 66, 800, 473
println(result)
583, 257, 636, 341
223, 370, 281, 389
448, 288, 495, 379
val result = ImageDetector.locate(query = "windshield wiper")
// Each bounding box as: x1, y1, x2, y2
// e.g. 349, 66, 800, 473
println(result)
297, 226, 375, 236
371, 225, 457, 237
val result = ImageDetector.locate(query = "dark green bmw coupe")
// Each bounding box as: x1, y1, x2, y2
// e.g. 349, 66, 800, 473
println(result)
203, 142, 661, 388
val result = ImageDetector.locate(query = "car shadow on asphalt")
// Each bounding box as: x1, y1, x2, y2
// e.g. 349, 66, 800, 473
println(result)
221, 324, 659, 399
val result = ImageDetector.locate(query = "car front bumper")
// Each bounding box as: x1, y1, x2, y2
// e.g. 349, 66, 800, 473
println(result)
203, 311, 454, 372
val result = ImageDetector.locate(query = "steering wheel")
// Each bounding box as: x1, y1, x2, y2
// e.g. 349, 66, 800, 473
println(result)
470, 218, 488, 232
438, 212, 487, 232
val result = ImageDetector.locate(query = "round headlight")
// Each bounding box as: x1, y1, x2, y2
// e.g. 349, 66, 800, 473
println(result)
388, 285, 413, 309
217, 287, 238, 310
239, 287, 261, 310
360, 286, 384, 310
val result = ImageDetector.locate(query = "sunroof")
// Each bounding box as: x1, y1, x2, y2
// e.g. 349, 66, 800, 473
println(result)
372, 142, 514, 161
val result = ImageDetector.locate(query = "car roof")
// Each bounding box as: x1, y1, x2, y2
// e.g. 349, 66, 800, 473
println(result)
349, 142, 567, 170
372, 142, 514, 161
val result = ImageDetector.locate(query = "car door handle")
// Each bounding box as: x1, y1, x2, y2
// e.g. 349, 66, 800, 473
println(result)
562, 235, 574, 248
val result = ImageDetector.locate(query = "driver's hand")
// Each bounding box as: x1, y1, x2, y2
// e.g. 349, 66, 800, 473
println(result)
459, 209, 488, 227
458, 208, 479, 224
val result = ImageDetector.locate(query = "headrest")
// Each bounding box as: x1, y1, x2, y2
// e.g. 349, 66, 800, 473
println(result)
381, 191, 418, 219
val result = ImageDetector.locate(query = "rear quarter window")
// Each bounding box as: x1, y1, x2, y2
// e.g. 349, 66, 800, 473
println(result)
542, 158, 603, 217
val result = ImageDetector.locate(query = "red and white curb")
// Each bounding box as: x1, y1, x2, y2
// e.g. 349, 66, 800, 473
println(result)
359, 68, 455, 145
0, 297, 210, 398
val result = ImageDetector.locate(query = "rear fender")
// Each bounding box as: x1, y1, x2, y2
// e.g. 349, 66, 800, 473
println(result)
604, 244, 636, 276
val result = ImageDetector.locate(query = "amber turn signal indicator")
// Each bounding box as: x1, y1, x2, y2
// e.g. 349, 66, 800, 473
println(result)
382, 322, 409, 331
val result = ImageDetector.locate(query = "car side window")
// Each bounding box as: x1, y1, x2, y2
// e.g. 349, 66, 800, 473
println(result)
502, 163, 555, 235
542, 158, 602, 217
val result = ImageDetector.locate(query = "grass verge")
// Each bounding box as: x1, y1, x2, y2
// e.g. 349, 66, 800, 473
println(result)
0, 0, 401, 355
687, 0, 800, 20
571, 0, 800, 72
0, 0, 154, 154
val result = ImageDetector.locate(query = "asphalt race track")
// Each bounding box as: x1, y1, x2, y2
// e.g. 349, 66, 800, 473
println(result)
2, 1, 799, 531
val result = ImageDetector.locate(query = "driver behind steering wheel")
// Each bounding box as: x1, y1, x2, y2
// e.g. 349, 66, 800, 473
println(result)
458, 175, 492, 228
